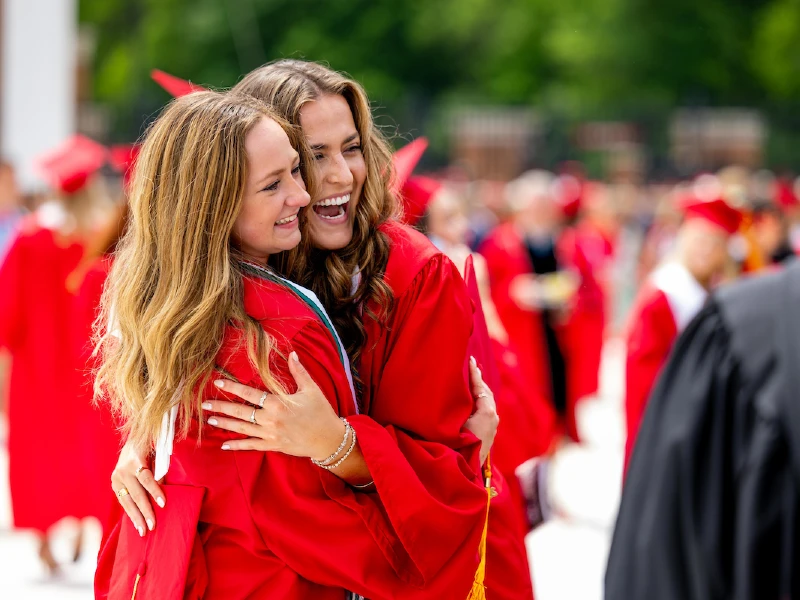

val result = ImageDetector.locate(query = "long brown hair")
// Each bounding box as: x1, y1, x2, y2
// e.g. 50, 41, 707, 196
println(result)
94, 91, 304, 448
232, 60, 396, 380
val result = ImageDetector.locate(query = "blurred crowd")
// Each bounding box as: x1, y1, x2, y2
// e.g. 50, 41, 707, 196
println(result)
1, 96, 799, 591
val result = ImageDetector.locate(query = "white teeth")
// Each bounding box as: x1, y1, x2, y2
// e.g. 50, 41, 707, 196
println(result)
316, 194, 350, 207
275, 213, 297, 226
318, 207, 345, 220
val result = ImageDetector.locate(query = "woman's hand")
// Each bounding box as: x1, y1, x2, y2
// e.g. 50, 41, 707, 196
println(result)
110, 441, 165, 537
464, 356, 499, 466
203, 352, 345, 462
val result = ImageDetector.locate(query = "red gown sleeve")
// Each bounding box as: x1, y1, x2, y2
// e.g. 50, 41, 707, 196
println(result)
351, 254, 487, 584
624, 293, 676, 472
0, 233, 24, 350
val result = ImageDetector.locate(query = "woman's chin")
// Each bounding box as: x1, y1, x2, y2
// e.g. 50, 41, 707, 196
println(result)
308, 222, 354, 251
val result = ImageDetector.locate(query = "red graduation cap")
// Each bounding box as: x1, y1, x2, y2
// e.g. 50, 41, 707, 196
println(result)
680, 196, 743, 236
463, 254, 500, 394
36, 135, 107, 195
391, 138, 443, 226
151, 69, 207, 98
391, 137, 428, 193
105, 485, 207, 599
402, 175, 442, 226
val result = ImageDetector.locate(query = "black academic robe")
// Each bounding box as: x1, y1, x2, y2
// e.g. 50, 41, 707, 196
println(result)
606, 260, 800, 600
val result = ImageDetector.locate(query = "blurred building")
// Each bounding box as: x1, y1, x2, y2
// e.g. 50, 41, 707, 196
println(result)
1, 0, 78, 191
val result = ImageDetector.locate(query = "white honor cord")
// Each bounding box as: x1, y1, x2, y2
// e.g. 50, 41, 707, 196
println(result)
152, 280, 357, 479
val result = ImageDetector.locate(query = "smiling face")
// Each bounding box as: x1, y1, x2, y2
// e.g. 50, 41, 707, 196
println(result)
233, 117, 310, 264
299, 94, 366, 250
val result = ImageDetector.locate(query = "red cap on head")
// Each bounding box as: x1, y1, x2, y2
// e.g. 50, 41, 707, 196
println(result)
392, 138, 428, 193
151, 69, 207, 98
110, 144, 140, 189
775, 178, 798, 210
36, 135, 107, 195
402, 176, 442, 226
681, 197, 743, 235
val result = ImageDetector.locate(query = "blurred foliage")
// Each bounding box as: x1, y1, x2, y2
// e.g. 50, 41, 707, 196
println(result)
80, 0, 800, 141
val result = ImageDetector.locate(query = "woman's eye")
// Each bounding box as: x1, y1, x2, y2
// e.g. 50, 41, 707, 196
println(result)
292, 164, 302, 175
262, 180, 279, 192
345, 145, 362, 154
313, 153, 324, 161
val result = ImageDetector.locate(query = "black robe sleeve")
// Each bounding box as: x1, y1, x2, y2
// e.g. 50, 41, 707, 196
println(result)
605, 279, 800, 600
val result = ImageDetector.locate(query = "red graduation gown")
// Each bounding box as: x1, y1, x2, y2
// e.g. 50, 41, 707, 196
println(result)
561, 222, 612, 403
623, 284, 676, 472
0, 218, 84, 532
69, 257, 122, 523
356, 221, 533, 599
623, 262, 707, 471
96, 275, 425, 600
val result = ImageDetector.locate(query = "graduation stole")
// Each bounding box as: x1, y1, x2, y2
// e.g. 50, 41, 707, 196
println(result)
239, 261, 358, 410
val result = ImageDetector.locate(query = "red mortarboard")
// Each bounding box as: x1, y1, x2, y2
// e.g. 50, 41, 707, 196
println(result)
36, 135, 107, 195
402, 175, 442, 226
775, 178, 798, 210
392, 137, 428, 194
681, 197, 743, 235
107, 485, 206, 599
151, 69, 207, 98
463, 254, 500, 394
110, 144, 140, 189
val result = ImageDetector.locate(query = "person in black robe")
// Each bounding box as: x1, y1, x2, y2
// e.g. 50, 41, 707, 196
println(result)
605, 260, 800, 600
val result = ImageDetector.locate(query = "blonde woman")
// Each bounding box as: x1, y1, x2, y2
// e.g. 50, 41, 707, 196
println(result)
93, 91, 426, 599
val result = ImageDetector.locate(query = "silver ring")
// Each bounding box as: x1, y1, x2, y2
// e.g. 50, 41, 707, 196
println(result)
258, 392, 267, 408
249, 408, 258, 425
135, 465, 149, 477
477, 392, 489, 399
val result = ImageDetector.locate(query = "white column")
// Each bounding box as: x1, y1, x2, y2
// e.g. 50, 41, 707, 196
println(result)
2, 0, 77, 191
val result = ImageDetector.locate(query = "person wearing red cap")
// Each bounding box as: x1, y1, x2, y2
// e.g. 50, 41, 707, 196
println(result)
0, 134, 108, 572
623, 196, 743, 473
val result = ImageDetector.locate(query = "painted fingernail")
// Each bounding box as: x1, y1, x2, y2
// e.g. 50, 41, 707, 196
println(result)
147, 519, 154, 531
202, 402, 213, 410
137, 526, 144, 537
470, 356, 477, 367
291, 351, 299, 362
214, 380, 224, 389
221, 444, 231, 450
156, 497, 165, 508
208, 418, 218, 426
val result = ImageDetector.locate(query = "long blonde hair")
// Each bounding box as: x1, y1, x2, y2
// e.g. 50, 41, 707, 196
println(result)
232, 60, 396, 379
94, 91, 304, 448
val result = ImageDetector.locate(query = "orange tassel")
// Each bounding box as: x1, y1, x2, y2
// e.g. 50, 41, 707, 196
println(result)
466, 455, 493, 600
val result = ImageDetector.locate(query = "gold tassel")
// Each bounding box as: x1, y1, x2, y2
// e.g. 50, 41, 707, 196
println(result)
466, 455, 493, 600
131, 574, 141, 600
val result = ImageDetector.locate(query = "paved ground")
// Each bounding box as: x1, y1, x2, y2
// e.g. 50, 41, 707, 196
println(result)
0, 341, 626, 600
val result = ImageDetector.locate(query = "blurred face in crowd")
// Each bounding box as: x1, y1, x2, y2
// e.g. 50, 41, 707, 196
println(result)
299, 94, 366, 250
233, 117, 310, 263
0, 162, 20, 213
519, 191, 560, 236
427, 189, 470, 247
584, 183, 618, 234
753, 210, 787, 259
678, 218, 730, 286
